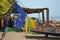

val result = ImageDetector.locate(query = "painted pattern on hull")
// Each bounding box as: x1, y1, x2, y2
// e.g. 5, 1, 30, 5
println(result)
0, 0, 15, 15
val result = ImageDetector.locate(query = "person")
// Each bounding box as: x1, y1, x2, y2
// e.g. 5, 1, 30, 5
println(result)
5, 16, 14, 32
6, 16, 14, 28
3, 18, 8, 32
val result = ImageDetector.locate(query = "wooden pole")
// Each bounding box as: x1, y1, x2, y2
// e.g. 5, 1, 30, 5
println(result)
28, 17, 31, 33
24, 16, 28, 33
42, 10, 45, 24
1, 19, 4, 27
46, 9, 49, 27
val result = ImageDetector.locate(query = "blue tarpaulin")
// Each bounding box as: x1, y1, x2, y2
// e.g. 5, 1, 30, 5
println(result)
13, 3, 26, 28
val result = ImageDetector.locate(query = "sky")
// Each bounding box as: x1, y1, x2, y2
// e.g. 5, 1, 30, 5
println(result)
16, 0, 60, 21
